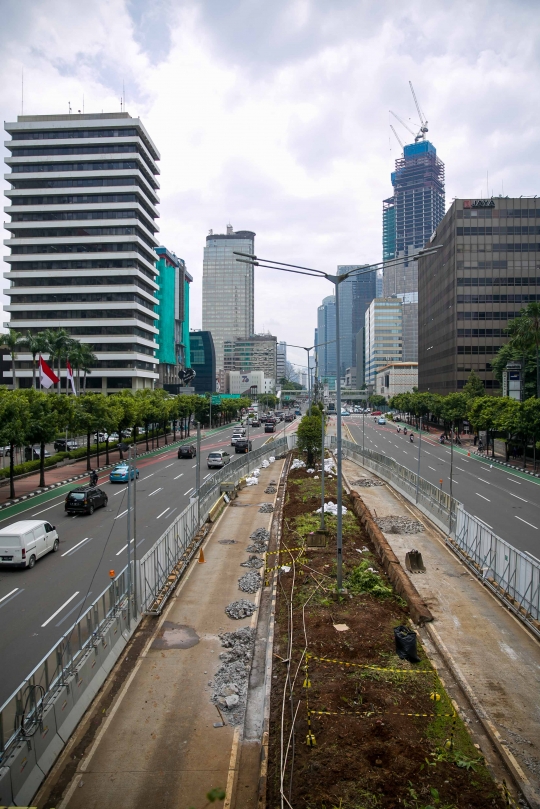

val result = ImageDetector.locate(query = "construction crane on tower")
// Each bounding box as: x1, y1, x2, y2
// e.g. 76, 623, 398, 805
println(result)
389, 124, 404, 150
389, 82, 429, 145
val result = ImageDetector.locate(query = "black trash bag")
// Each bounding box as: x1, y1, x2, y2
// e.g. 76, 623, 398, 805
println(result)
394, 625, 420, 663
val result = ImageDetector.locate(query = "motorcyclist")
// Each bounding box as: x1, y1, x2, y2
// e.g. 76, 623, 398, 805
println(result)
403, 427, 407, 435
397, 426, 401, 433
89, 469, 98, 487
410, 433, 414, 443
439, 435, 445, 444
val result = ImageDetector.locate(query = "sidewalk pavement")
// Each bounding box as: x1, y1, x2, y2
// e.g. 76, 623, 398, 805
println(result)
0, 427, 224, 508
50, 459, 283, 809
343, 456, 540, 806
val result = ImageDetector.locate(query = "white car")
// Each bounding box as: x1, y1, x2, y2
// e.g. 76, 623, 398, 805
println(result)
231, 432, 245, 446
0, 520, 59, 568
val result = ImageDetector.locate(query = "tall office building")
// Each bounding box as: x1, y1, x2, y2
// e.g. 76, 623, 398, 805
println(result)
337, 265, 377, 381
223, 334, 277, 382
202, 225, 255, 374
316, 295, 337, 378
3, 112, 160, 391
382, 140, 445, 363
189, 330, 216, 393
154, 247, 192, 391
276, 341, 287, 383
418, 197, 540, 394
364, 298, 403, 387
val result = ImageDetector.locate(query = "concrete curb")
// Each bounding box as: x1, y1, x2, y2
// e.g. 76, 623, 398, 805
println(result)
470, 451, 540, 478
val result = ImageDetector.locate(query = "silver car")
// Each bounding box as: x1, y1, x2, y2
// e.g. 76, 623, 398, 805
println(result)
207, 451, 231, 469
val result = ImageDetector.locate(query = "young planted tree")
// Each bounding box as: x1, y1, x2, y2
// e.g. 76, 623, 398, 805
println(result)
296, 412, 323, 466
0, 390, 30, 499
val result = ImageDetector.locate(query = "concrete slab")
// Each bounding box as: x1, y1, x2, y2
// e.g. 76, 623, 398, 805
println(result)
343, 457, 540, 805
58, 459, 284, 809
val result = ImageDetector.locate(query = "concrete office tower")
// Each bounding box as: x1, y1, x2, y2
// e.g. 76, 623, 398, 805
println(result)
317, 295, 337, 377
223, 334, 277, 383
276, 341, 287, 383
189, 330, 216, 393
418, 197, 540, 394
154, 247, 192, 392
202, 225, 255, 374
364, 298, 403, 387
337, 264, 377, 382
3, 112, 160, 391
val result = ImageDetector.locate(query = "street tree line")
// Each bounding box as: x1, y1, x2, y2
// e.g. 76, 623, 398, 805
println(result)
0, 388, 251, 499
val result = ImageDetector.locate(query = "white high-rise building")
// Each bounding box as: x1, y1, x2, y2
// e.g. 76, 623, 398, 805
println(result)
3, 112, 160, 391
202, 225, 255, 374
364, 298, 403, 386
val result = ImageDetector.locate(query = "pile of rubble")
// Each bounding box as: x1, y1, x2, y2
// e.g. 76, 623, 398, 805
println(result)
225, 599, 257, 619
240, 555, 264, 569
259, 502, 274, 513
375, 515, 425, 534
291, 459, 306, 470
264, 486, 277, 494
247, 526, 270, 554
315, 501, 348, 516
238, 571, 262, 594
245, 476, 259, 486
352, 478, 384, 487
210, 627, 256, 725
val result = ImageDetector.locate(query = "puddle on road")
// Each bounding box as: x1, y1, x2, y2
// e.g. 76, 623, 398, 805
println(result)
152, 622, 200, 650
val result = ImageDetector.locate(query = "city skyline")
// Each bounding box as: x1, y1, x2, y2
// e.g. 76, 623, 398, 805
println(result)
2, 2, 540, 370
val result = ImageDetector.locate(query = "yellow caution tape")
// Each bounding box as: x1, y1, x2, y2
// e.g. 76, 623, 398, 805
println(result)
309, 709, 456, 719
265, 546, 305, 556
306, 654, 435, 676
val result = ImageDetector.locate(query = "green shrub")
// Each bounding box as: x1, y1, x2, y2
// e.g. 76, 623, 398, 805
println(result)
345, 560, 394, 599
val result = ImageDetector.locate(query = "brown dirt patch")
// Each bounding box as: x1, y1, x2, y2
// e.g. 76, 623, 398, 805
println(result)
266, 458, 505, 809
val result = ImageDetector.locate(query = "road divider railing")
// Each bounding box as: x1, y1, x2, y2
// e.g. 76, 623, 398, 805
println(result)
0, 432, 293, 805
334, 436, 540, 641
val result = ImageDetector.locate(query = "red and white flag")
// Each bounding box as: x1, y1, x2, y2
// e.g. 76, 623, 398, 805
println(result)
66, 360, 77, 395
39, 356, 59, 389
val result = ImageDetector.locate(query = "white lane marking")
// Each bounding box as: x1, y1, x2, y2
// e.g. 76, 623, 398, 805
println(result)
116, 538, 135, 556
508, 492, 528, 502
474, 516, 493, 529
424, 451, 431, 455
113, 487, 127, 496
115, 509, 128, 520
148, 488, 163, 497
476, 493, 490, 501
402, 450, 408, 455
460, 458, 469, 462
428, 466, 436, 471
42, 591, 80, 627
191, 463, 197, 468
507, 478, 521, 484
516, 516, 538, 529
184, 487, 194, 496
525, 550, 540, 563
477, 478, 490, 484
164, 463, 174, 469
174, 473, 184, 480
456, 467, 467, 472
56, 593, 92, 627
61, 537, 91, 557
0, 588, 19, 605
142, 473, 154, 480
32, 502, 62, 516
157, 508, 170, 519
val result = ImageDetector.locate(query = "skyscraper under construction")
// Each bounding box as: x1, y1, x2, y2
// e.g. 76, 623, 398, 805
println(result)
382, 140, 445, 360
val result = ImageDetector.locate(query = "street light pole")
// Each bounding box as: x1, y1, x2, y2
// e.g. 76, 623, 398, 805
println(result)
132, 442, 138, 616
320, 406, 326, 532
415, 415, 423, 504
195, 421, 201, 524
449, 420, 454, 531
333, 277, 344, 590
126, 445, 132, 629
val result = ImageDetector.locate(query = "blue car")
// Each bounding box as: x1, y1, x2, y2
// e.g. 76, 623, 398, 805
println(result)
109, 463, 140, 483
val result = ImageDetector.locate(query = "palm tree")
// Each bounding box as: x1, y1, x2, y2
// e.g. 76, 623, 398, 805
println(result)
43, 328, 71, 394
20, 331, 49, 389
0, 329, 23, 389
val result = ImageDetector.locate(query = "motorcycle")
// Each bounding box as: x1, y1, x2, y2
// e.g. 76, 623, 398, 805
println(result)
403, 428, 408, 435
410, 433, 414, 443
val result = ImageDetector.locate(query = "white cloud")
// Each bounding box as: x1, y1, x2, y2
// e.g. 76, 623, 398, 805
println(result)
2, 0, 540, 368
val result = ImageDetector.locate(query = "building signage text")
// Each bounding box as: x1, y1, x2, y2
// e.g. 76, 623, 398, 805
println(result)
463, 199, 495, 209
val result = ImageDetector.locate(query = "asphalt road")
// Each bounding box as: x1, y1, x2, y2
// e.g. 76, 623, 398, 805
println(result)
0, 420, 296, 706
343, 415, 540, 561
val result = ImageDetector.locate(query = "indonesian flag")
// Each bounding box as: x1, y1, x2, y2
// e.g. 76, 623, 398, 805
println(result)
66, 360, 77, 395
39, 356, 59, 389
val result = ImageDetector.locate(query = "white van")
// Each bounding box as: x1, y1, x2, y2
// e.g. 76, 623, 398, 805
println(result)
0, 520, 59, 569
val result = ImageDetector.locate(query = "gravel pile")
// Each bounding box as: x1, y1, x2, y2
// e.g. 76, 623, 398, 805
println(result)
250, 527, 270, 542
247, 540, 268, 553
240, 555, 265, 569
352, 478, 384, 487
238, 571, 262, 593
375, 515, 425, 534
210, 627, 255, 725
225, 599, 257, 619
264, 486, 277, 494
259, 502, 274, 513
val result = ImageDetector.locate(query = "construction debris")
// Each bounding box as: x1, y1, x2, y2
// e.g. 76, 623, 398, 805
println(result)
238, 571, 262, 593
376, 515, 425, 534
247, 540, 268, 553
352, 478, 384, 487
291, 459, 306, 470
240, 555, 265, 569
259, 502, 274, 513
225, 599, 257, 620
315, 501, 348, 516
250, 527, 270, 542
264, 486, 277, 494
245, 476, 259, 486
210, 627, 256, 725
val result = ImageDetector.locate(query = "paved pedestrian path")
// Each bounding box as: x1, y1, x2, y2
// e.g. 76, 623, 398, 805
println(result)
51, 459, 284, 809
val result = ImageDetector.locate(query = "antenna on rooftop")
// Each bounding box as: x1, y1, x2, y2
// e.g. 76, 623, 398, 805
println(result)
68, 101, 72, 114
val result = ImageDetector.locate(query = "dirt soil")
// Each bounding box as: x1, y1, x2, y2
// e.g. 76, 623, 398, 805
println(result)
266, 461, 506, 809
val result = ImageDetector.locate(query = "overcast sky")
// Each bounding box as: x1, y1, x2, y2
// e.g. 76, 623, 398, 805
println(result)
2, 0, 540, 369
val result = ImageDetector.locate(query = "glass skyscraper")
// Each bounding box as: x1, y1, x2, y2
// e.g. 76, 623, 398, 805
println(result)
202, 225, 255, 374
